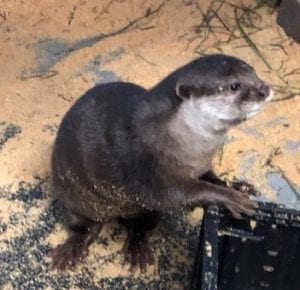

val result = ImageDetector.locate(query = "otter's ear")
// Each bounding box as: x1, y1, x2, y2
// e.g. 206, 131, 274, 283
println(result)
175, 84, 193, 100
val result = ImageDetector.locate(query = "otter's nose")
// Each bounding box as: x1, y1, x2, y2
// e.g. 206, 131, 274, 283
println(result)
258, 84, 270, 98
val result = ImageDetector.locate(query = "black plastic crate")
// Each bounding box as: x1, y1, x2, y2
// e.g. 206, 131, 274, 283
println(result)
190, 203, 300, 290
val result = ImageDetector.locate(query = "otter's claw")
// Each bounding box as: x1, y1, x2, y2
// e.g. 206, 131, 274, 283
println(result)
231, 180, 259, 196
222, 190, 258, 219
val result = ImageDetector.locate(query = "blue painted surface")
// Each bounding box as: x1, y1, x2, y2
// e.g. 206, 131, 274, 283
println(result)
32, 36, 106, 72
100, 47, 125, 64
79, 55, 120, 83
20, 36, 126, 83
264, 117, 288, 128
32, 38, 69, 73
284, 140, 300, 152
0, 122, 22, 150
239, 126, 264, 138
240, 150, 257, 177
22, 34, 124, 76
266, 171, 300, 209
77, 48, 126, 84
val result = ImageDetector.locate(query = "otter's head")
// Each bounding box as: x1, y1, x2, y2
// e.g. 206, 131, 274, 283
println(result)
174, 54, 273, 133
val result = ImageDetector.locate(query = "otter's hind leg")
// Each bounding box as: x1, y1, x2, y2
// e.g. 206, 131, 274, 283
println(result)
120, 211, 161, 273
51, 211, 102, 270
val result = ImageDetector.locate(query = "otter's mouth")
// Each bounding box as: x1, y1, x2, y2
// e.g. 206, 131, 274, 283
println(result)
265, 88, 274, 102
246, 107, 263, 119
220, 118, 246, 126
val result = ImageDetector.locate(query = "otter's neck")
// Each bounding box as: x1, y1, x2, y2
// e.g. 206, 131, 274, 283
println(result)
168, 98, 226, 144
135, 92, 226, 160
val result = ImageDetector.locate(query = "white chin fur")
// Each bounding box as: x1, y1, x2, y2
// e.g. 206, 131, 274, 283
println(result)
244, 99, 265, 119
246, 108, 262, 119
170, 98, 227, 136
245, 88, 273, 119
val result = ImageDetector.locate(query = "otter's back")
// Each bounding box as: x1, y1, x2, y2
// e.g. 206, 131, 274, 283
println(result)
52, 82, 148, 190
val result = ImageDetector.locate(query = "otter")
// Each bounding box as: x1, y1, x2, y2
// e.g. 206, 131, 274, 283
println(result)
51, 54, 272, 271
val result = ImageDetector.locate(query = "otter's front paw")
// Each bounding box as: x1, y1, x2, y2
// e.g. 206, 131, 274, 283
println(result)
222, 190, 258, 219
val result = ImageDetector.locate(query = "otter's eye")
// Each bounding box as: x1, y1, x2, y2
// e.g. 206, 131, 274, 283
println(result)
230, 83, 241, 92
